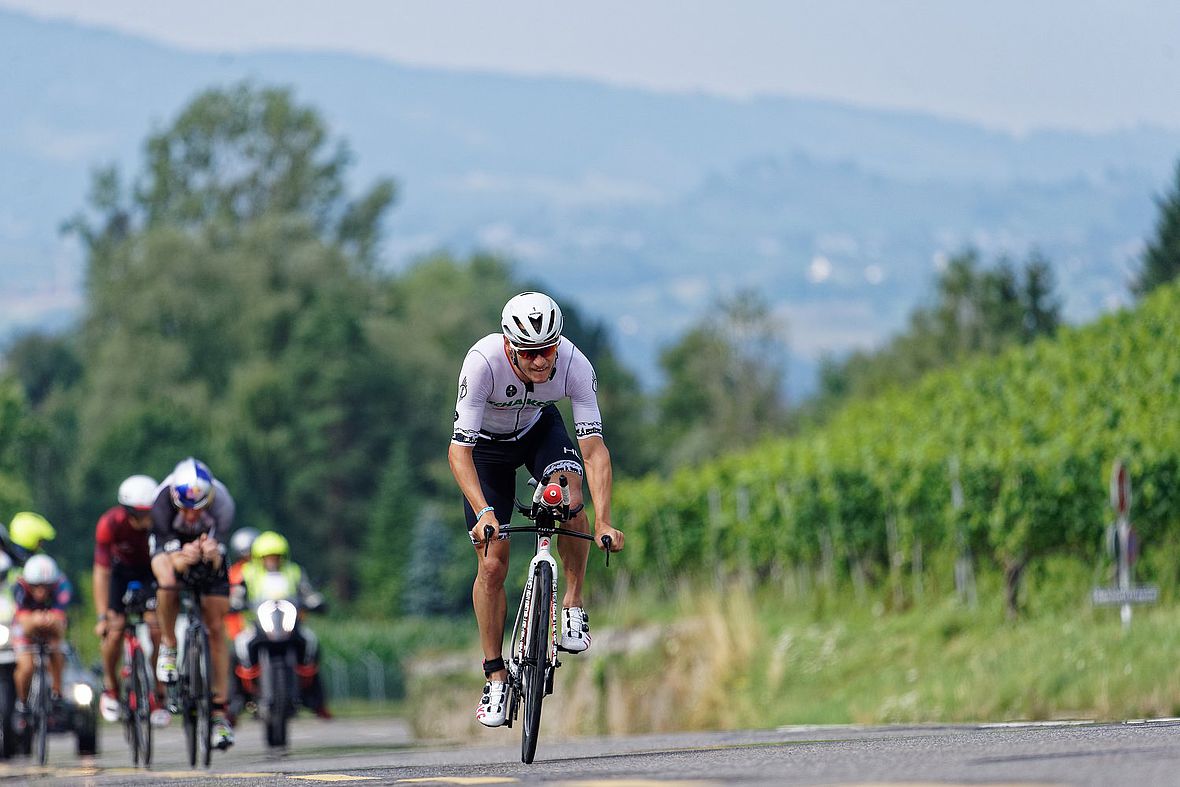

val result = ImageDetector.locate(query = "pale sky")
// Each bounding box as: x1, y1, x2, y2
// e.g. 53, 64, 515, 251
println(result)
3, 0, 1179, 134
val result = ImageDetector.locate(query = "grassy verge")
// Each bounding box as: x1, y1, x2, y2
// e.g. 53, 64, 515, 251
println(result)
68, 557, 1180, 738
402, 556, 1180, 740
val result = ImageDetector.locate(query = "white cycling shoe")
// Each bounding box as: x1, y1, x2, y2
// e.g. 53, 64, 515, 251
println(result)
475, 680, 508, 727
558, 606, 591, 653
157, 645, 178, 684
100, 691, 120, 723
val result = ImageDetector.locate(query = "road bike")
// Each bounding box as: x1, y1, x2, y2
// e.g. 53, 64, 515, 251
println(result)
117, 580, 156, 766
167, 567, 215, 768
483, 473, 612, 764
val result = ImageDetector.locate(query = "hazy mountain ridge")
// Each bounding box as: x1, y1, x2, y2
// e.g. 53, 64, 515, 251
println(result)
2, 9, 1177, 395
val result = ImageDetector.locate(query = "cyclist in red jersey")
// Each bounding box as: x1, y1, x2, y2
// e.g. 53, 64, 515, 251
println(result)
93, 475, 169, 726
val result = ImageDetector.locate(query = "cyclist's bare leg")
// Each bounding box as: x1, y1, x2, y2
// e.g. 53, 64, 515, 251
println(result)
145, 610, 164, 699
473, 537, 510, 681
202, 595, 231, 704
101, 611, 126, 693
556, 473, 590, 609
152, 554, 179, 649
14, 652, 31, 702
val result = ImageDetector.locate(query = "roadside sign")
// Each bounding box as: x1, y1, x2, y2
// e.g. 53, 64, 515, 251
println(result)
1094, 460, 1150, 629
1091, 586, 1159, 606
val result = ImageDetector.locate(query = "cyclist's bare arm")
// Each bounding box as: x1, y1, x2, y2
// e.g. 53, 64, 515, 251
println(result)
92, 562, 111, 635
448, 443, 499, 542
578, 436, 623, 551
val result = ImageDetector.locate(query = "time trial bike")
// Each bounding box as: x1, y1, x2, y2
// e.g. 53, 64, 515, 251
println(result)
482, 473, 612, 764
166, 566, 216, 768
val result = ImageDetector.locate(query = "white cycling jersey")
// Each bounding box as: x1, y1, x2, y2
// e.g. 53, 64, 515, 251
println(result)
452, 334, 603, 446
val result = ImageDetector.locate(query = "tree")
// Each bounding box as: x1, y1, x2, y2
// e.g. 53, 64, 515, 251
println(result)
655, 290, 788, 467
806, 248, 1062, 415
1132, 161, 1180, 297
60, 84, 399, 595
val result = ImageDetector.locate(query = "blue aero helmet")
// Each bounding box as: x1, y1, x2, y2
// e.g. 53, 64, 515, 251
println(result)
169, 457, 215, 510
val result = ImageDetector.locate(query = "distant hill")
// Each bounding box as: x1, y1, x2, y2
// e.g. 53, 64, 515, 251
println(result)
2, 9, 1177, 396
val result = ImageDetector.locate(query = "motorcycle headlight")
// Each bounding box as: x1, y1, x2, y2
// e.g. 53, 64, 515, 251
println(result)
257, 600, 298, 636
0, 625, 10, 648
73, 684, 94, 706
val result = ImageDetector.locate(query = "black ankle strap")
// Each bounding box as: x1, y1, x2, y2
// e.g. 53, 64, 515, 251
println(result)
482, 657, 505, 677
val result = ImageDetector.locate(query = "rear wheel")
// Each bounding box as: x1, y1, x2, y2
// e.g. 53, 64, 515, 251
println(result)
521, 561, 553, 764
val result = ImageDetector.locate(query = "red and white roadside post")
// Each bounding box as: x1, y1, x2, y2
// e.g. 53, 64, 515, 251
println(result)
1092, 460, 1157, 629
1111, 460, 1133, 627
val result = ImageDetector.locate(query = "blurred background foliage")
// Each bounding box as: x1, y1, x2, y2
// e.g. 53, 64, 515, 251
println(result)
3, 81, 1180, 627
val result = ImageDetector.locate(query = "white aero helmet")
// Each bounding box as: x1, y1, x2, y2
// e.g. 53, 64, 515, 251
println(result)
118, 474, 159, 511
501, 292, 563, 350
23, 554, 60, 585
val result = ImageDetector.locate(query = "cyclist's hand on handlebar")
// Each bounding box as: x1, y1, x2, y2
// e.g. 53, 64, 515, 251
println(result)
94, 617, 108, 638
595, 525, 624, 552
171, 548, 197, 571
198, 533, 219, 561
470, 515, 501, 546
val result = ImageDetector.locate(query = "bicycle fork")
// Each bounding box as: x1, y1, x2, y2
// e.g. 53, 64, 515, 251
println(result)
510, 538, 560, 697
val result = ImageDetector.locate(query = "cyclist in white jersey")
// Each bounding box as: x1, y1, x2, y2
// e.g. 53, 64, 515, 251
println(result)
450, 291, 625, 728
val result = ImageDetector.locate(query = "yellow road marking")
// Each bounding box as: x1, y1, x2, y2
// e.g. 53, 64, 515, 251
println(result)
397, 779, 519, 785
112, 770, 277, 779
558, 782, 716, 787
291, 777, 379, 783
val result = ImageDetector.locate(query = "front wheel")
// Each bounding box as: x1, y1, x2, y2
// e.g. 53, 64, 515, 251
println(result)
262, 650, 291, 748
32, 660, 48, 766
521, 561, 553, 764
194, 631, 213, 767
0, 666, 15, 759
130, 646, 151, 765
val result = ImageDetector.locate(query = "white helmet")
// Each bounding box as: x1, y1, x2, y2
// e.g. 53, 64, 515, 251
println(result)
230, 527, 260, 560
23, 554, 60, 585
501, 292, 563, 350
118, 474, 159, 511
0, 551, 12, 577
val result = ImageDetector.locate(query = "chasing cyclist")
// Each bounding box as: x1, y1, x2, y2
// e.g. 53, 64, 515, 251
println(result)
449, 291, 624, 728
93, 475, 170, 726
225, 528, 260, 642
150, 457, 236, 749
12, 555, 69, 721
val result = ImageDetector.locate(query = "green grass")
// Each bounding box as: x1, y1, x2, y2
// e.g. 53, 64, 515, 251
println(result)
70, 558, 1180, 740
394, 557, 1180, 740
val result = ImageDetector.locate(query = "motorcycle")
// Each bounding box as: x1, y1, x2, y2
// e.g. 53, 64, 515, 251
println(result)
251, 572, 316, 749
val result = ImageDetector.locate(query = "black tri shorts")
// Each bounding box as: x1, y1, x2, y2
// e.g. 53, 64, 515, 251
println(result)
108, 563, 158, 615
462, 404, 585, 529
179, 561, 231, 597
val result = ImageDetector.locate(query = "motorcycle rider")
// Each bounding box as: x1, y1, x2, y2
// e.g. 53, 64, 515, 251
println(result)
231, 531, 330, 719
